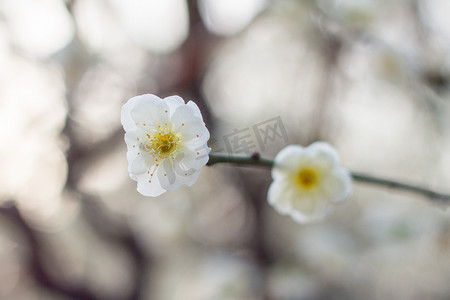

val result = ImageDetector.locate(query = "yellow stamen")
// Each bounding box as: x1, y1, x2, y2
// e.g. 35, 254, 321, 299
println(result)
296, 168, 317, 189
141, 124, 181, 160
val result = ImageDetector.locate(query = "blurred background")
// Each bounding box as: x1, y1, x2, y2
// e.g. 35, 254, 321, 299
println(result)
1, 0, 450, 299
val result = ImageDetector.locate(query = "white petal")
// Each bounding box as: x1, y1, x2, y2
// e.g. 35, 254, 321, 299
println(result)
128, 157, 148, 175
171, 104, 203, 130
125, 133, 141, 162
127, 149, 155, 177
323, 168, 352, 203
135, 169, 166, 197
164, 95, 185, 116
267, 180, 294, 215
179, 120, 210, 145
163, 159, 178, 186
125, 130, 143, 160
307, 141, 339, 171
130, 94, 168, 129
274, 145, 305, 164
290, 206, 328, 224
272, 145, 305, 179
183, 133, 210, 149
125, 129, 157, 173
163, 170, 201, 190
126, 146, 140, 166
183, 170, 202, 187
171, 101, 209, 147
186, 100, 202, 118
174, 153, 205, 176
157, 159, 201, 190
121, 96, 139, 132
268, 177, 330, 223
290, 192, 329, 221
177, 146, 210, 170
124, 129, 144, 147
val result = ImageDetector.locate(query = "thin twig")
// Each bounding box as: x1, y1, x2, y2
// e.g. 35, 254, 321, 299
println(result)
350, 172, 450, 203
207, 153, 274, 168
207, 153, 450, 203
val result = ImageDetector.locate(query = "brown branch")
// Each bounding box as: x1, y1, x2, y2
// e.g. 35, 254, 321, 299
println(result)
208, 153, 450, 204
0, 202, 100, 300
230, 169, 274, 300
57, 3, 218, 300
78, 193, 150, 300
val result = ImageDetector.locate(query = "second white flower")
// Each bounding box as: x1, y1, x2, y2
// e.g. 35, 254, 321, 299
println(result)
268, 142, 352, 223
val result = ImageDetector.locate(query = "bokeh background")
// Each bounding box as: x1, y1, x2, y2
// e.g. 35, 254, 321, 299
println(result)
1, 0, 450, 299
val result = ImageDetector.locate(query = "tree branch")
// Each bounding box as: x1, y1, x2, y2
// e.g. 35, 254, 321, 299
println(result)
0, 202, 100, 300
207, 153, 450, 203
207, 152, 274, 168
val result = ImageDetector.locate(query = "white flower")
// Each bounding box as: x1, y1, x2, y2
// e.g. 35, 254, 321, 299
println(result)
268, 142, 352, 223
121, 94, 211, 196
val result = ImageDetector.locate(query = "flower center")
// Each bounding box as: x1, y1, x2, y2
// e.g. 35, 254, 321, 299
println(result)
296, 168, 317, 189
143, 125, 180, 159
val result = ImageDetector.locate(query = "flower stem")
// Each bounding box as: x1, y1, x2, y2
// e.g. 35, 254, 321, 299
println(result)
208, 152, 274, 168
208, 153, 450, 203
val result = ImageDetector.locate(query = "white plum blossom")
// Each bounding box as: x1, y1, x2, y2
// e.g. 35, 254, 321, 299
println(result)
268, 142, 352, 223
121, 94, 211, 196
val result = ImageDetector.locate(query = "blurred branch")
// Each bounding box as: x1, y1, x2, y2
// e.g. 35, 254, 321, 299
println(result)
63, 0, 77, 14
154, 0, 220, 132
57, 2, 216, 300
308, 32, 343, 143
312, 1, 449, 116
57, 23, 149, 300
78, 192, 150, 300
0, 197, 151, 300
228, 169, 275, 300
208, 153, 450, 203
0, 202, 100, 300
